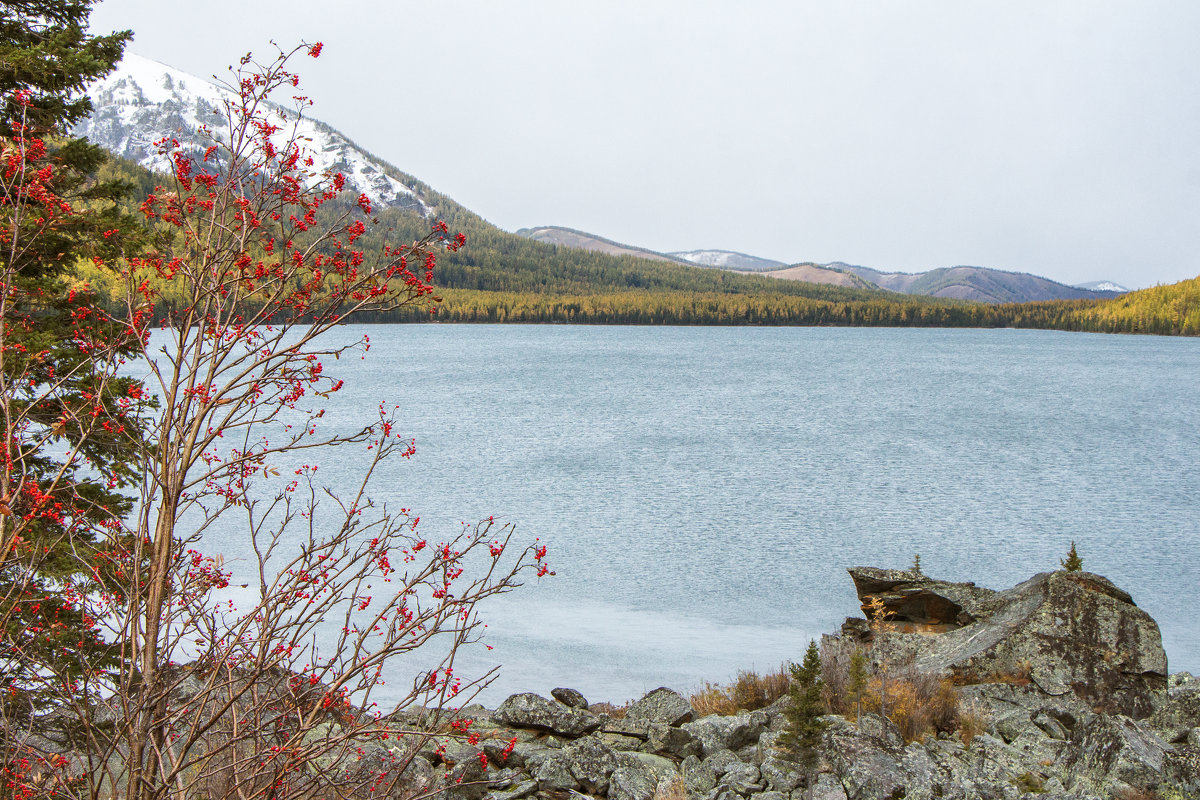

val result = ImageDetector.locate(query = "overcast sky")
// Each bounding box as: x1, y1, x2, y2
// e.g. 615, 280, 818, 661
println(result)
88, 1, 1200, 289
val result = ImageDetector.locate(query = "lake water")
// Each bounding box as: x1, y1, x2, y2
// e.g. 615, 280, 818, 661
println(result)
202, 325, 1200, 706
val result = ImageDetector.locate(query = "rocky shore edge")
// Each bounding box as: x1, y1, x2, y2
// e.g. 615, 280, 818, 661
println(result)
393, 567, 1199, 800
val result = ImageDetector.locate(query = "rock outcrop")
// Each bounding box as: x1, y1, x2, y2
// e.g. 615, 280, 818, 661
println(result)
846, 567, 1169, 719
15, 567, 1196, 800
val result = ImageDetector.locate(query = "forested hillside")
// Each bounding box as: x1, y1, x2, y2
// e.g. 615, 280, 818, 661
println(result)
80, 153, 1198, 335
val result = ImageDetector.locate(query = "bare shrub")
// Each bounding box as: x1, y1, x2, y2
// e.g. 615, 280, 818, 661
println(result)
652, 775, 687, 800
689, 667, 791, 716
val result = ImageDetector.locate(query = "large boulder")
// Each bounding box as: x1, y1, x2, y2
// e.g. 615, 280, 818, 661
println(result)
848, 566, 997, 628
682, 711, 769, 757
848, 568, 1168, 719
624, 687, 694, 726
1067, 714, 1171, 792
926, 571, 1166, 718
493, 693, 603, 737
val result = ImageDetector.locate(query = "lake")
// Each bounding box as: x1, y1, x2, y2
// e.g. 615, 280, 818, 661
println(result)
201, 325, 1200, 706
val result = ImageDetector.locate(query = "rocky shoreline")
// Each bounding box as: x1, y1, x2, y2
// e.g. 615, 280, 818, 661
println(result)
398, 567, 1199, 800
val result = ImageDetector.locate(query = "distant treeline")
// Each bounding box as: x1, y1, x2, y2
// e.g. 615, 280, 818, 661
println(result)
352, 285, 1200, 335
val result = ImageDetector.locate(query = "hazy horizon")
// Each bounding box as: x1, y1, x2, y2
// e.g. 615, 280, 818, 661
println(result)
88, 1, 1200, 290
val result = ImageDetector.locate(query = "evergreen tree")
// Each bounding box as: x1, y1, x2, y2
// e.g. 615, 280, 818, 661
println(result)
1060, 541, 1083, 572
848, 647, 869, 725
0, 0, 140, 727
780, 640, 828, 781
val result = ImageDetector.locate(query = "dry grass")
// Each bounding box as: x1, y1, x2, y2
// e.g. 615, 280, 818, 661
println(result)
820, 636, 987, 743
651, 775, 687, 800
588, 701, 630, 719
855, 672, 959, 742
951, 658, 1033, 687
957, 701, 988, 747
689, 667, 791, 716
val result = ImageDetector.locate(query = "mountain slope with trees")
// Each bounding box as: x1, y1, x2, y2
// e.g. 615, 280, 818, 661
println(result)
74, 55, 1196, 335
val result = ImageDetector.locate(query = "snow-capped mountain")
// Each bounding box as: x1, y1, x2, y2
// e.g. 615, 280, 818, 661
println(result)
76, 54, 429, 214
1074, 280, 1130, 293
669, 249, 786, 271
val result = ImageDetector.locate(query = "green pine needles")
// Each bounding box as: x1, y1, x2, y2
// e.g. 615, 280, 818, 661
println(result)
780, 640, 828, 774
1061, 541, 1083, 572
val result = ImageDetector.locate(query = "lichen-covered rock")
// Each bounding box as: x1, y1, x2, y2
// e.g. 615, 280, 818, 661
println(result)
957, 683, 1094, 745
563, 735, 621, 794
484, 780, 537, 800
618, 751, 677, 781
1068, 714, 1170, 790
493, 693, 603, 737
648, 721, 703, 759
553, 687, 590, 709
807, 773, 849, 800
681, 754, 715, 796
608, 765, 658, 800
701, 748, 742, 778
906, 571, 1168, 719
849, 566, 997, 626
531, 752, 576, 791
625, 687, 695, 726
683, 712, 768, 757
717, 761, 761, 795
758, 757, 801, 793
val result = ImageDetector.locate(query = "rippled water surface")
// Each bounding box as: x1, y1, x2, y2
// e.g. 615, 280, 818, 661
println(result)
203, 325, 1200, 704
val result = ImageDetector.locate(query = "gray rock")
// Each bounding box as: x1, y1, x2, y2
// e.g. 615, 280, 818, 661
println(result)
758, 757, 802, 793
619, 751, 678, 781
718, 762, 762, 795
494, 693, 603, 738
683, 712, 768, 757
849, 565, 997, 626
501, 740, 550, 769
563, 735, 621, 794
608, 765, 658, 800
553, 687, 590, 709
681, 754, 715, 796
600, 732, 646, 752
649, 722, 703, 759
1068, 713, 1169, 790
484, 780, 538, 800
911, 571, 1167, 719
606, 717, 653, 740
626, 687, 695, 727
701, 749, 742, 778
532, 752, 577, 791
1190, 727, 1200, 747
807, 774, 848, 800
750, 792, 786, 800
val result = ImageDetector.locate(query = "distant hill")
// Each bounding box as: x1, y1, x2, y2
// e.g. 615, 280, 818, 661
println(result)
514, 223, 1124, 304
515, 226, 690, 264
669, 250, 786, 271
835, 264, 1123, 303
75, 55, 1194, 334
756, 263, 874, 290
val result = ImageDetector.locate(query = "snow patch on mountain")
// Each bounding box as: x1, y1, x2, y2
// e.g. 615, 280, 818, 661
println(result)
1074, 280, 1129, 293
669, 249, 785, 271
77, 53, 429, 214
